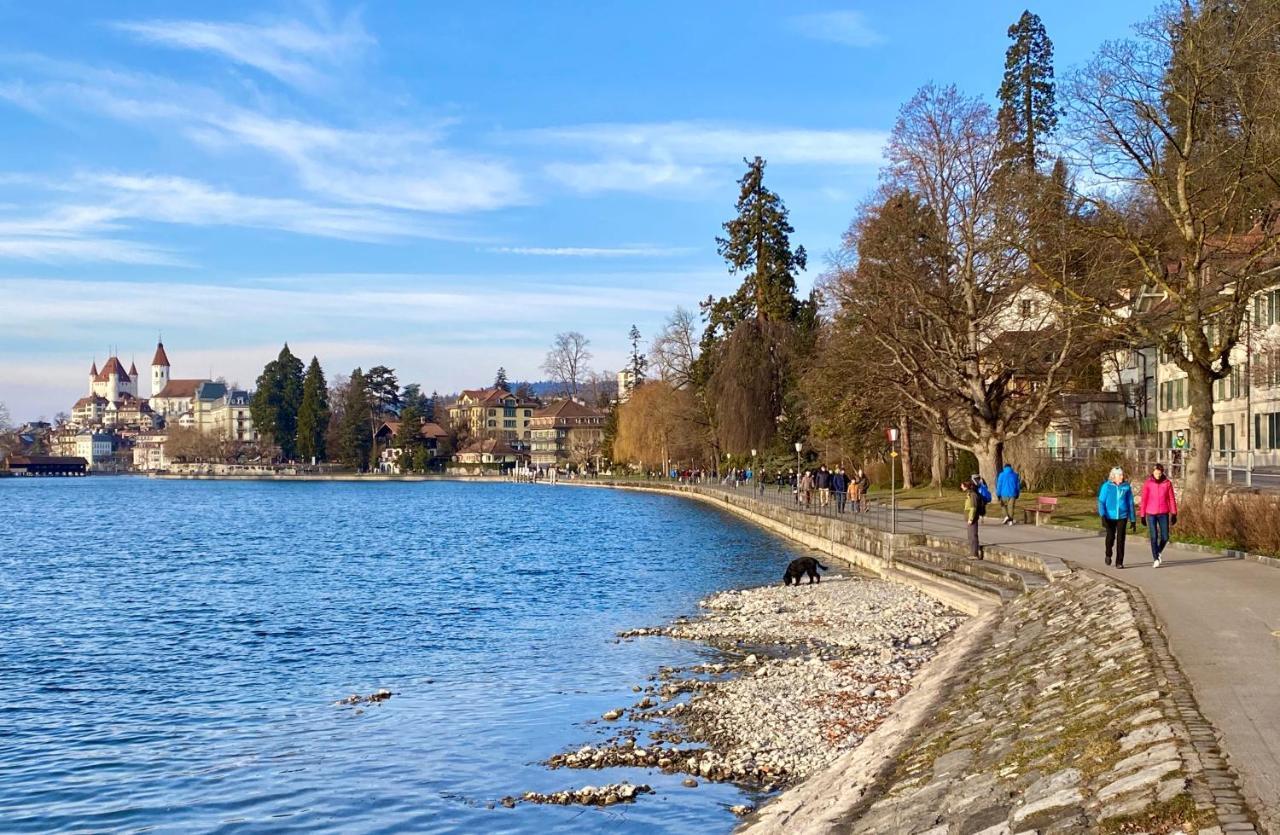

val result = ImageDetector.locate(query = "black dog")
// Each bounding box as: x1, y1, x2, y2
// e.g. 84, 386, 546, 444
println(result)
783, 556, 829, 586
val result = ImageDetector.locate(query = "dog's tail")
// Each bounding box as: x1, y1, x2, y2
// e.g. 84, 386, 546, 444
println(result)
817, 561, 829, 571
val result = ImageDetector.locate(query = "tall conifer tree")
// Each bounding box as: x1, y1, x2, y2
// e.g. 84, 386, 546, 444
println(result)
337, 368, 373, 469
295, 356, 329, 462
250, 343, 306, 460
709, 156, 808, 337
996, 10, 1057, 171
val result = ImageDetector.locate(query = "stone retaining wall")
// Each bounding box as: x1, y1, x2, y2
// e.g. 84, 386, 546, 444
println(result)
745, 571, 1257, 834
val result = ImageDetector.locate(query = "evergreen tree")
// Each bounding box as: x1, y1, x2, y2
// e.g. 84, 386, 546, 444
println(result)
426, 390, 439, 423
295, 356, 330, 463
336, 368, 373, 469
710, 156, 808, 337
626, 325, 648, 392
996, 10, 1057, 171
400, 383, 429, 413
364, 366, 400, 416
494, 367, 510, 391
250, 343, 306, 460
395, 404, 423, 461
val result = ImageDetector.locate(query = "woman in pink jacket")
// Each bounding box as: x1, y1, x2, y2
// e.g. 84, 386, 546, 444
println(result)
1138, 463, 1177, 567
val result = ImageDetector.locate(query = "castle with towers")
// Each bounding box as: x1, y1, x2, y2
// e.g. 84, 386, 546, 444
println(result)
70, 340, 256, 442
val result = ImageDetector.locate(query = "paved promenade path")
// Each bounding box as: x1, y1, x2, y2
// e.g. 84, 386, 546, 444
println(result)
914, 507, 1280, 833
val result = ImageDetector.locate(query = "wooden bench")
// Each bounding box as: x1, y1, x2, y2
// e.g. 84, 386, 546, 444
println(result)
1023, 496, 1058, 526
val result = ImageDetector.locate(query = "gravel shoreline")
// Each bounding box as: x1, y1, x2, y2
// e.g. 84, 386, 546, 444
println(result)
523, 569, 965, 810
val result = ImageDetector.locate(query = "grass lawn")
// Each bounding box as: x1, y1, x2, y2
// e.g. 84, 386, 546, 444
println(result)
887, 485, 1100, 528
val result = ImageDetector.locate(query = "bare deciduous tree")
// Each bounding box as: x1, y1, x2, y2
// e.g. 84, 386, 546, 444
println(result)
542, 331, 593, 397
1063, 0, 1280, 489
836, 84, 1086, 483
650, 306, 700, 389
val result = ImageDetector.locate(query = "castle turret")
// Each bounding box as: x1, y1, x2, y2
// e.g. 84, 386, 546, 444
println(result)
89, 360, 98, 393
151, 340, 171, 399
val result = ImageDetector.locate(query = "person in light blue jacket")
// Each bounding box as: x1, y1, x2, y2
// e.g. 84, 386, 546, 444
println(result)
1097, 466, 1136, 568
995, 464, 1021, 525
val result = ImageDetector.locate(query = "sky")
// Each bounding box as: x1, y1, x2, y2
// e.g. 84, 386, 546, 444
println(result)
0, 0, 1155, 421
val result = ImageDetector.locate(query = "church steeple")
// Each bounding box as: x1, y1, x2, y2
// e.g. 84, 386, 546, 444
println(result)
151, 337, 171, 399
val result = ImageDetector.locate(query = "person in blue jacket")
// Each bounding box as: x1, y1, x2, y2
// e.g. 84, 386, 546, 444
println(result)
1097, 466, 1136, 568
995, 464, 1021, 526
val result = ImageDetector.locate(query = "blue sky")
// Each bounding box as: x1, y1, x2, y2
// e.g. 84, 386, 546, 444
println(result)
1, 0, 1153, 420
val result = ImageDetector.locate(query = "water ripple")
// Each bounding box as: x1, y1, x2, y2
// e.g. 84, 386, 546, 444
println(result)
0, 479, 804, 833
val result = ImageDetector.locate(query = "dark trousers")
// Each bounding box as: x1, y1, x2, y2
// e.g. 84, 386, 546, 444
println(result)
834, 490, 847, 512
967, 521, 980, 557
1147, 514, 1170, 559
1103, 518, 1127, 565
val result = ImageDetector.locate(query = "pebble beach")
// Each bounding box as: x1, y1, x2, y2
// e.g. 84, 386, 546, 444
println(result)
527, 569, 966, 812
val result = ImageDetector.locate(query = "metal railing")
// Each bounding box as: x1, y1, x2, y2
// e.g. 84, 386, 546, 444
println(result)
579, 474, 926, 535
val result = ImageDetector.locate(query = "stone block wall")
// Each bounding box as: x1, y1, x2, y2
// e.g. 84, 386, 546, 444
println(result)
839, 571, 1249, 834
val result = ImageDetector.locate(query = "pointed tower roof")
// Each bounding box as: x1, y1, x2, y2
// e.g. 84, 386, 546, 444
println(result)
152, 340, 171, 368
90, 360, 98, 376
128, 360, 138, 375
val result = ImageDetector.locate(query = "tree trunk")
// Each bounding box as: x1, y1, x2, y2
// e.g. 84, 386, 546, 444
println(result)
973, 436, 1005, 489
930, 432, 947, 493
1184, 368, 1214, 492
899, 416, 915, 490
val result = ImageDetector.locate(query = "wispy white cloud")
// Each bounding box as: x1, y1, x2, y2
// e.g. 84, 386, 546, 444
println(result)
520, 121, 887, 194
0, 172, 478, 264
112, 8, 374, 89
789, 11, 885, 48
0, 56, 527, 215
0, 236, 186, 266
487, 245, 695, 258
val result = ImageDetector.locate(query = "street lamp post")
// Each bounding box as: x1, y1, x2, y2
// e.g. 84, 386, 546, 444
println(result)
887, 427, 900, 537
751, 448, 758, 494
794, 441, 803, 503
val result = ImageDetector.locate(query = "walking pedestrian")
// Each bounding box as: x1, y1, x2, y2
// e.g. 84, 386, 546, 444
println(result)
1096, 466, 1136, 568
996, 464, 1021, 526
799, 469, 815, 506
818, 466, 832, 508
962, 479, 983, 558
854, 467, 870, 512
1138, 463, 1177, 568
831, 466, 849, 513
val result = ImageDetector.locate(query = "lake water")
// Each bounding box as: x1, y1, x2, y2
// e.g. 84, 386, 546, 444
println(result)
0, 478, 808, 833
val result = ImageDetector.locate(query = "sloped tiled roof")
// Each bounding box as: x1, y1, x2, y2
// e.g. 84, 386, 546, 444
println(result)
152, 341, 171, 367
534, 399, 603, 420
153, 379, 206, 399
94, 357, 130, 383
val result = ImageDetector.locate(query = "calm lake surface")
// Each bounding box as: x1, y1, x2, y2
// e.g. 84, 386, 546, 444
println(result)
0, 478, 808, 833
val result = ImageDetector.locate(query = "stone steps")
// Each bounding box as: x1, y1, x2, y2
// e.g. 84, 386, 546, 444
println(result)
903, 548, 1050, 594
893, 554, 1022, 604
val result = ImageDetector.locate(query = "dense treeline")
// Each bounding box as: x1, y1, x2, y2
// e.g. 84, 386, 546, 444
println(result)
609, 1, 1280, 492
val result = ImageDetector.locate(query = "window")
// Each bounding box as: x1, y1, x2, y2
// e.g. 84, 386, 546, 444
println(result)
487, 420, 496, 427
504, 406, 515, 417
1020, 299, 1034, 317
488, 409, 496, 417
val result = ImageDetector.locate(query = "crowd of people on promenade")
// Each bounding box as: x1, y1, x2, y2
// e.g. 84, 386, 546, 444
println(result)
669, 455, 1182, 571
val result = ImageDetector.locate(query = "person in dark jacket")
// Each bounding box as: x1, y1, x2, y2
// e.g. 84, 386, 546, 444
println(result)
1096, 466, 1136, 568
816, 466, 831, 508
996, 464, 1021, 526
831, 467, 849, 513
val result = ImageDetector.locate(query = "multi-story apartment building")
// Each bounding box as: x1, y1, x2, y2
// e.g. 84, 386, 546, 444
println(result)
447, 387, 538, 442
529, 399, 607, 470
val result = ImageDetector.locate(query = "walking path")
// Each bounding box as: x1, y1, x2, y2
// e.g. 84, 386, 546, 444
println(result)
915, 507, 1280, 833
